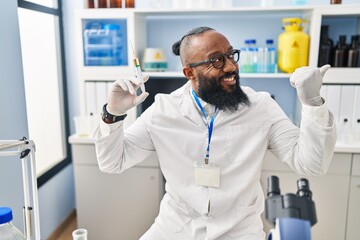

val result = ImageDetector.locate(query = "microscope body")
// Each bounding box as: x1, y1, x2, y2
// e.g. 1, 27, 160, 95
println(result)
265, 176, 317, 240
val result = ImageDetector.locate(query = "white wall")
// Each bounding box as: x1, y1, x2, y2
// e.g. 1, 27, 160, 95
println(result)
0, 1, 75, 239
0, 0, 28, 232
62, 0, 84, 134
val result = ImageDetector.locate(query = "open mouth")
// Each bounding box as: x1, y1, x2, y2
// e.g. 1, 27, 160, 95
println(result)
222, 75, 236, 85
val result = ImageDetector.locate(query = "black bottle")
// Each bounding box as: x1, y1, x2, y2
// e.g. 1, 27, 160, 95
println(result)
347, 35, 359, 67
333, 35, 348, 67
357, 38, 360, 67
318, 25, 333, 67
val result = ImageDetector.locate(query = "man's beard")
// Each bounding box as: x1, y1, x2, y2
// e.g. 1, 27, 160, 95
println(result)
197, 71, 251, 112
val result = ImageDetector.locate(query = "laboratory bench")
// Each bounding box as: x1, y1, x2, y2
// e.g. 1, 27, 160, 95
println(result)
70, 134, 360, 240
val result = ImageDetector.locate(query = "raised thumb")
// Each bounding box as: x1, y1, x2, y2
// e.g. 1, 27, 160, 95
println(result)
319, 64, 331, 77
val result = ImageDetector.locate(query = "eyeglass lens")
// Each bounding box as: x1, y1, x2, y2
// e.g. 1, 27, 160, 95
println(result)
212, 50, 240, 69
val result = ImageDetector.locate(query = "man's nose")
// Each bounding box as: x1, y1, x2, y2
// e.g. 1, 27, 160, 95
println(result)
222, 57, 237, 72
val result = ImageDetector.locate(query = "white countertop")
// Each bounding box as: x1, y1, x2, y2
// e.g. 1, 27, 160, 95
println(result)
333, 143, 360, 154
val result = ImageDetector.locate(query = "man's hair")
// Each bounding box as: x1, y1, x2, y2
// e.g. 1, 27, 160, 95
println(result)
172, 26, 214, 56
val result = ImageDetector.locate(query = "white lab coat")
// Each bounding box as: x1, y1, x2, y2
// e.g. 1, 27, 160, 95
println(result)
94, 82, 336, 240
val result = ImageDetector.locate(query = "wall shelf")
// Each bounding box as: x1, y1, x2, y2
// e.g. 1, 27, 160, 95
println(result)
323, 68, 360, 84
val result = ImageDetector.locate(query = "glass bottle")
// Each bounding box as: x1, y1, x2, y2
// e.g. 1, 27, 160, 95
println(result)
357, 37, 360, 67
333, 35, 348, 67
257, 45, 266, 73
318, 25, 333, 67
240, 40, 252, 73
125, 0, 135, 8
266, 39, 276, 73
97, 0, 107, 8
86, 0, 95, 8
110, 0, 122, 8
249, 39, 258, 73
347, 35, 359, 67
0, 207, 25, 240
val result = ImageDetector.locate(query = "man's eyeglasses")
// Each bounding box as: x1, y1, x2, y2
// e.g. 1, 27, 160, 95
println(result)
188, 49, 241, 69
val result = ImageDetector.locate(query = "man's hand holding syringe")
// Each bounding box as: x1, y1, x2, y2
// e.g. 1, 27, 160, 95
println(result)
106, 42, 149, 119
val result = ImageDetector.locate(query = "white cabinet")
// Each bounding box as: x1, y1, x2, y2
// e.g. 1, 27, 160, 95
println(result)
69, 137, 164, 240
346, 154, 360, 240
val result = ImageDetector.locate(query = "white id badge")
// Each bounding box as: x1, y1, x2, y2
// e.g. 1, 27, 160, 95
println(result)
194, 162, 220, 188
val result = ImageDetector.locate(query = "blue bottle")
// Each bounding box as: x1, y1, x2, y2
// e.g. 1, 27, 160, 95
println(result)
0, 207, 25, 240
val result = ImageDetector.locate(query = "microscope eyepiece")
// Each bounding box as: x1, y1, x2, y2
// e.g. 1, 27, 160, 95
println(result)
297, 178, 312, 199
267, 175, 281, 197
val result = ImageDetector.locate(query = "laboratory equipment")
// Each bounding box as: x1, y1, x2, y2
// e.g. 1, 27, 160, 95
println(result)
266, 39, 277, 73
125, 0, 135, 8
130, 41, 145, 93
333, 35, 348, 67
265, 176, 316, 240
0, 138, 41, 240
256, 39, 276, 73
278, 18, 309, 73
318, 25, 334, 67
0, 207, 24, 240
347, 35, 359, 67
330, 0, 342, 4
240, 39, 256, 73
292, 0, 308, 5
261, 0, 274, 7
142, 48, 168, 72
72, 228, 88, 240
83, 20, 128, 66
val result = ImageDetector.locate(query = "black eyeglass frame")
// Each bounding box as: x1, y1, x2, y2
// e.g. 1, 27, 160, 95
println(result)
188, 49, 241, 69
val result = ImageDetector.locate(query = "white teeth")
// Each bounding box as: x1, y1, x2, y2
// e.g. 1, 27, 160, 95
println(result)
224, 76, 235, 82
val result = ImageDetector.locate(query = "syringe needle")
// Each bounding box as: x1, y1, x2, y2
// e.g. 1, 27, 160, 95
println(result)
130, 40, 146, 93
130, 40, 136, 58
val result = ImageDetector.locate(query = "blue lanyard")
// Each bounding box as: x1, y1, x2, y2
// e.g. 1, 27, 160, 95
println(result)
192, 90, 217, 164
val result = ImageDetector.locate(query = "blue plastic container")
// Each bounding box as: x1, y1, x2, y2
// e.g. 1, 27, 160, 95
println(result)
83, 20, 128, 66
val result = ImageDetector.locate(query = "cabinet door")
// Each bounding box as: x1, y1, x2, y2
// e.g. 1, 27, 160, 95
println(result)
74, 165, 163, 240
346, 152, 360, 240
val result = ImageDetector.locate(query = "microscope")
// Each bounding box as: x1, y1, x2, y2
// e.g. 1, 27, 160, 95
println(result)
265, 176, 317, 240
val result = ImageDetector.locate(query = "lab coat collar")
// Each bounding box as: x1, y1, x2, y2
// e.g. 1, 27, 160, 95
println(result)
177, 82, 205, 128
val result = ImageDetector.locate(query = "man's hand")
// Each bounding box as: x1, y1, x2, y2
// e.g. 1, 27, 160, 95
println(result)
290, 64, 331, 106
107, 75, 149, 115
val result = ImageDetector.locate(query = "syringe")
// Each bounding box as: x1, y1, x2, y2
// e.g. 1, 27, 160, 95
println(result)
130, 41, 146, 93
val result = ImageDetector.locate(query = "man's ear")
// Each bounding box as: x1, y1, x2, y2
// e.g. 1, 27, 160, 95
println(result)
183, 66, 196, 81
